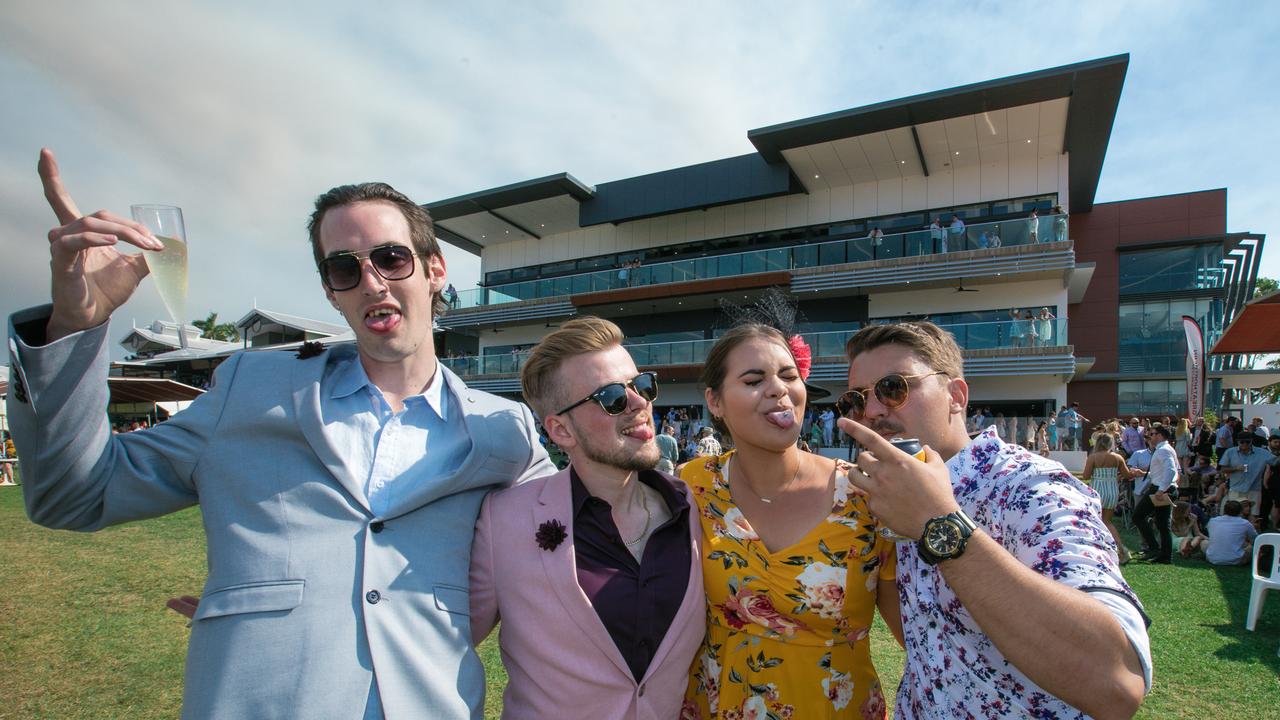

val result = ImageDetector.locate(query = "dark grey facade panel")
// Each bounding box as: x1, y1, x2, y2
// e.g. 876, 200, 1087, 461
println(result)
579, 153, 796, 227
425, 173, 594, 223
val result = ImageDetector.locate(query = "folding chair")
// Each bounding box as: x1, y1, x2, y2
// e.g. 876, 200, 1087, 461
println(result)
1247, 533, 1280, 631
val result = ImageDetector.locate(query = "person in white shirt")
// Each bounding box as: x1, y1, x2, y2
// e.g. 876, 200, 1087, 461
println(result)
819, 407, 836, 446
1248, 417, 1271, 441
1205, 500, 1257, 565
1133, 426, 1179, 564
839, 321, 1150, 719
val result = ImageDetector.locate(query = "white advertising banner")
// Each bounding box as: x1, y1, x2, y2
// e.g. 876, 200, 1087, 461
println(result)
1182, 315, 1205, 420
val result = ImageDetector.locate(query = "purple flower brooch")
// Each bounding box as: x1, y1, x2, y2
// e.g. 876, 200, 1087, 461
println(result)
536, 519, 567, 551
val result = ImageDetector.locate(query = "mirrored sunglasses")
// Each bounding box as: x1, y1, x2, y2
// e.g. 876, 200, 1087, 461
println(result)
318, 245, 419, 291
556, 372, 659, 416
837, 371, 948, 420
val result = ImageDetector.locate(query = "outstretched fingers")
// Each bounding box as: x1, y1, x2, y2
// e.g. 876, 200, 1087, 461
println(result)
48, 213, 163, 260
39, 148, 81, 225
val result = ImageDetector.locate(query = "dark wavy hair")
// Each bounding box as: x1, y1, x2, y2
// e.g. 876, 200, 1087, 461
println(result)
307, 182, 447, 317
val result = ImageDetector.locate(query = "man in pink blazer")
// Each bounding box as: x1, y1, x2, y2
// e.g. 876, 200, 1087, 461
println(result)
470, 317, 705, 719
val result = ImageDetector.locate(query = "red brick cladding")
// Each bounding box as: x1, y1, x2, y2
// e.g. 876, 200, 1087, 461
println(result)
1066, 189, 1227, 418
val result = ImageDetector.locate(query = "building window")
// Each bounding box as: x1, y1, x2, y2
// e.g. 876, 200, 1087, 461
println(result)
1119, 379, 1223, 418
1118, 298, 1223, 373
1119, 244, 1224, 296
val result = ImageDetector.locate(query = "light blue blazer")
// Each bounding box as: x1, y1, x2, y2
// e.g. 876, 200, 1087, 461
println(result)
7, 306, 554, 719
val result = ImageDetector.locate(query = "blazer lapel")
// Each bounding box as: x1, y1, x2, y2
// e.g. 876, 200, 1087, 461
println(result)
292, 350, 373, 514
534, 473, 633, 679
642, 483, 705, 682
382, 367, 491, 518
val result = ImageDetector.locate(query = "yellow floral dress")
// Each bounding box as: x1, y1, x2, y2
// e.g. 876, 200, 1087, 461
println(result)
681, 451, 896, 720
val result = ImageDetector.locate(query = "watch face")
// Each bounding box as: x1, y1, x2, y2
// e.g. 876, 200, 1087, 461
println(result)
925, 519, 963, 556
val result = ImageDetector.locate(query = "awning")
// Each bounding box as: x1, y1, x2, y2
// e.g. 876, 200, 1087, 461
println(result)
108, 377, 205, 404
1210, 290, 1280, 354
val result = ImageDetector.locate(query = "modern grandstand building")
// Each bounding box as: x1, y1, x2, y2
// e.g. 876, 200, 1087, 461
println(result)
425, 54, 1267, 424
116, 54, 1268, 431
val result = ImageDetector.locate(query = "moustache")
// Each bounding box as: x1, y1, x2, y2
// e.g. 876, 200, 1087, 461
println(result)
865, 419, 905, 436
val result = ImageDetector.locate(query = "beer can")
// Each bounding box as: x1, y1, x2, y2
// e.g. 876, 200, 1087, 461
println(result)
890, 437, 927, 461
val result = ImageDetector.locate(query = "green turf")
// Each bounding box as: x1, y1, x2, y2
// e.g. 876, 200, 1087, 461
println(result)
2, 487, 1278, 718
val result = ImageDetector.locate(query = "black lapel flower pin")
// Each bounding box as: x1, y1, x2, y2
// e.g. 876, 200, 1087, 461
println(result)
296, 341, 326, 359
535, 519, 567, 551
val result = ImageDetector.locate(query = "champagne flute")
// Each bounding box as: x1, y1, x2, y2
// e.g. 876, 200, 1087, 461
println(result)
130, 205, 189, 348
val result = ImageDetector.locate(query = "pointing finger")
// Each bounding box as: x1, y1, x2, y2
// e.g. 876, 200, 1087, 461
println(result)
836, 417, 900, 457
39, 148, 82, 225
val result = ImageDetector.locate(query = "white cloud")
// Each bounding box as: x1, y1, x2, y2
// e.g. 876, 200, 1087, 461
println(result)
1, 1, 1277, 357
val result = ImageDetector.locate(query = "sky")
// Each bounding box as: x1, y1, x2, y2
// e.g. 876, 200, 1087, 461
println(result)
2, 1, 1278, 358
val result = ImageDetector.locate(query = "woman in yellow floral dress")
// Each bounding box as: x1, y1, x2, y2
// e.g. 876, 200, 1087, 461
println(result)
682, 323, 902, 719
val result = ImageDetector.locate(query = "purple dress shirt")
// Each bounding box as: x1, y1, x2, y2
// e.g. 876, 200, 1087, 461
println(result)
570, 467, 691, 680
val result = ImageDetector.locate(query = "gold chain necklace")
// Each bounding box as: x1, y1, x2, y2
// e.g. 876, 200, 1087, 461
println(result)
733, 457, 803, 504
621, 487, 653, 546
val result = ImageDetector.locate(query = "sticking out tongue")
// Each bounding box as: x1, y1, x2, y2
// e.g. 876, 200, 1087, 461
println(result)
625, 424, 655, 441
766, 409, 796, 429
365, 311, 400, 333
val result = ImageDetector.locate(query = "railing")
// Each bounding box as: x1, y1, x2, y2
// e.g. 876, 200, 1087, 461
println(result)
447, 214, 1069, 310
440, 318, 1068, 377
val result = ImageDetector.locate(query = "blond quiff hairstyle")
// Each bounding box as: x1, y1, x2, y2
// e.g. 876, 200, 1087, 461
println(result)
521, 316, 624, 420
844, 321, 964, 378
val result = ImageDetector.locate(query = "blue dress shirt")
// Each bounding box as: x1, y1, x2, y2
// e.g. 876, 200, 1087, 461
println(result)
323, 353, 472, 518
322, 353, 474, 719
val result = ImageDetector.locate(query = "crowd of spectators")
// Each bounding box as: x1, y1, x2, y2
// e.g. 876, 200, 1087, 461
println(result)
962, 407, 1272, 567
1046, 412, 1271, 565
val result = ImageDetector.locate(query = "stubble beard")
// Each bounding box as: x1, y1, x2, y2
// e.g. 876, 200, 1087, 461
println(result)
578, 429, 661, 472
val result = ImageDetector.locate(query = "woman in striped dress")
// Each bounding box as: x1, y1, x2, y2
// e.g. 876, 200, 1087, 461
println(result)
1083, 433, 1135, 563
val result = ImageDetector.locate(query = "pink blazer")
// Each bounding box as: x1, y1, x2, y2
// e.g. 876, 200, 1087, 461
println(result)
470, 468, 705, 719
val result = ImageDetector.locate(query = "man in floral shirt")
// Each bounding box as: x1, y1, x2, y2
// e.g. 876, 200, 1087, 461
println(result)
837, 322, 1151, 719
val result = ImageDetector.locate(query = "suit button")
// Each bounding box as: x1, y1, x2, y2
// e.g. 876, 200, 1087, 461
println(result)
638, 683, 645, 697
366, 590, 381, 604
370, 521, 384, 533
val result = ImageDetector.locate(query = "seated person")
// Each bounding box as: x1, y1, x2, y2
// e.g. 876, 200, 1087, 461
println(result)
1205, 501, 1257, 566
1171, 501, 1207, 559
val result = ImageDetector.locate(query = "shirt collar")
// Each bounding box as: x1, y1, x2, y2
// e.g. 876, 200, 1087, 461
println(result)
329, 354, 447, 420
570, 465, 688, 519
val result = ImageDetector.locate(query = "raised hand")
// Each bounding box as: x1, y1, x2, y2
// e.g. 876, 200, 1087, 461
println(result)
837, 416, 960, 539
40, 148, 164, 341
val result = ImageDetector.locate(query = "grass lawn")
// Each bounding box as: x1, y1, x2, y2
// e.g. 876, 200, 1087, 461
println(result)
2, 486, 1278, 718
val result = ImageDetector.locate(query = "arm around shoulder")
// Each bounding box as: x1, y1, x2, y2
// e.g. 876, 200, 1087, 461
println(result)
469, 492, 500, 644
513, 402, 555, 485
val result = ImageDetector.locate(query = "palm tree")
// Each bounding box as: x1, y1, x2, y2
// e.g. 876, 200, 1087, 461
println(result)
193, 311, 240, 342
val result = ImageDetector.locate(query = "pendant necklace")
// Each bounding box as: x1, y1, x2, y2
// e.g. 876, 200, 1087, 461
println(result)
622, 488, 653, 546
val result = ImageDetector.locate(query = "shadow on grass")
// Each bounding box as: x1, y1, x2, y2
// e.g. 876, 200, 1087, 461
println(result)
1207, 561, 1280, 667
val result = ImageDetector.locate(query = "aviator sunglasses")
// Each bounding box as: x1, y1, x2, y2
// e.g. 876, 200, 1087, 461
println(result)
556, 372, 659, 416
836, 370, 949, 419
318, 245, 420, 291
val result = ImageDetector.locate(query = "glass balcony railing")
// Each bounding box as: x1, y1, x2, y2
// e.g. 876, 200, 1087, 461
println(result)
448, 214, 1069, 311
440, 318, 1068, 377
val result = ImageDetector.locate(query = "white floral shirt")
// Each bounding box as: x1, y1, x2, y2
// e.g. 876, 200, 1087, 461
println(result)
895, 429, 1151, 719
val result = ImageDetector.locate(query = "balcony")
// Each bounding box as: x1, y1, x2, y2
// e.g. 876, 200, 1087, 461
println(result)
443, 214, 1070, 325
444, 318, 1074, 392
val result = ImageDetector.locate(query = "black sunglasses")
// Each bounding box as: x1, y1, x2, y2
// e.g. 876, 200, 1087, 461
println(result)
836, 371, 948, 420
318, 245, 420, 291
556, 372, 658, 416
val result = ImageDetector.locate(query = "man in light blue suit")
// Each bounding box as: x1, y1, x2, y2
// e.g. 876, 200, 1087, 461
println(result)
7, 150, 554, 719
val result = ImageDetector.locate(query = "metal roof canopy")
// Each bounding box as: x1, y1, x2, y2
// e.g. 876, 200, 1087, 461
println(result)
108, 377, 205, 404
428, 54, 1128, 254
749, 54, 1128, 212
1210, 290, 1280, 354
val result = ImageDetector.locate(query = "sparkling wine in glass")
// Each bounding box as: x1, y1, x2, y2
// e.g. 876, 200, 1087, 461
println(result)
130, 205, 189, 348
